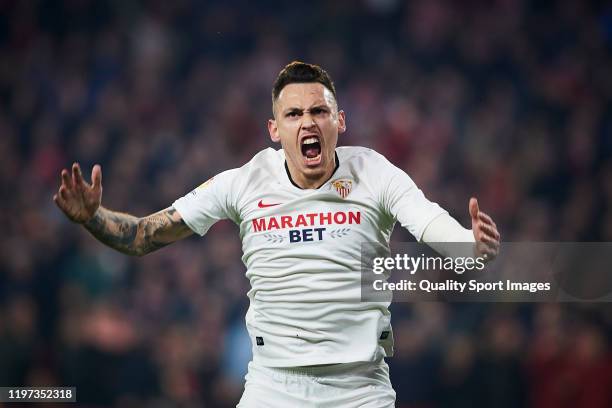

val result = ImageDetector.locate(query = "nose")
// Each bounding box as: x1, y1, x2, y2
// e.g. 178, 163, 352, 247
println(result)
301, 112, 316, 128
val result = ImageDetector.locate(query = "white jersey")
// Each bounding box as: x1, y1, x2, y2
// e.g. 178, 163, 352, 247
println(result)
173, 146, 446, 367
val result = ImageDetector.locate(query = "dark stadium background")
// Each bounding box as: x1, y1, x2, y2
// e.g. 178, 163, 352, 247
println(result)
1, 0, 611, 407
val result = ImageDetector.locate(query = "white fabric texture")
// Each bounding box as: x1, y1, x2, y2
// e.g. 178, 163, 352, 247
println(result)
237, 358, 396, 408
421, 212, 476, 258
173, 146, 447, 367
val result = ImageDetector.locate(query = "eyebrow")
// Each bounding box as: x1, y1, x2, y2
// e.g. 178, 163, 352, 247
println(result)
283, 104, 331, 114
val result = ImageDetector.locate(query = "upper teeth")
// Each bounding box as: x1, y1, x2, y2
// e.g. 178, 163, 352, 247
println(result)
303, 137, 319, 145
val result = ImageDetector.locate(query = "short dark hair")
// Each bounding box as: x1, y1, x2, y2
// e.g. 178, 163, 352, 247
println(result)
272, 61, 337, 106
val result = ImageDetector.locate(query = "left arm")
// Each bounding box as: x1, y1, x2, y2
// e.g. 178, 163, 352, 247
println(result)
422, 197, 500, 260
374, 151, 500, 258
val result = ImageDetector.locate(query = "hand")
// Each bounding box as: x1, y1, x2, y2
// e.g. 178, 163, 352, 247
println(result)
53, 163, 103, 224
469, 197, 500, 261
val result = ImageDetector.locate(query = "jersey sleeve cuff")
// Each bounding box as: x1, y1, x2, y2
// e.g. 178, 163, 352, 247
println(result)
415, 207, 448, 242
172, 199, 206, 236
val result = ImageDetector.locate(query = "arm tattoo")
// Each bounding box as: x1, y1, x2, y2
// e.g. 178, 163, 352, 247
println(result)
139, 207, 188, 254
84, 206, 190, 256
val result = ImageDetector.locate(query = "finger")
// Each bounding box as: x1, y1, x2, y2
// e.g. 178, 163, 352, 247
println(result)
476, 234, 499, 250
476, 241, 496, 257
478, 212, 495, 227
481, 234, 500, 252
480, 234, 500, 249
478, 240, 499, 257
475, 224, 500, 243
479, 232, 500, 247
61, 169, 72, 189
481, 248, 498, 260
58, 185, 71, 202
482, 233, 501, 246
91, 164, 102, 193
71, 163, 79, 188
53, 193, 67, 210
478, 222, 500, 240
73, 162, 86, 188
469, 197, 479, 221
480, 244, 498, 256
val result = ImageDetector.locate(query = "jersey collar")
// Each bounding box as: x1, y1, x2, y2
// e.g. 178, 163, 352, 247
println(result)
284, 151, 340, 190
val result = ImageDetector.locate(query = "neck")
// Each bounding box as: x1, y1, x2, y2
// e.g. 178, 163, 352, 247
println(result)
285, 154, 338, 189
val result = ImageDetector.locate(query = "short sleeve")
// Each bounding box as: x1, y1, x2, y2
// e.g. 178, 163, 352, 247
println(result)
172, 168, 240, 236
377, 154, 447, 241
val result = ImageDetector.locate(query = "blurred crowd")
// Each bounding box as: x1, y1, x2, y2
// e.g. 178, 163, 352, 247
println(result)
1, 0, 611, 407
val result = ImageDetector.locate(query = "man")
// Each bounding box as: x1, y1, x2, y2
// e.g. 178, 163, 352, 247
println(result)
54, 61, 500, 407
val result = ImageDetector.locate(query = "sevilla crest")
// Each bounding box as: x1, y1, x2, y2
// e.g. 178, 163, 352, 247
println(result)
332, 179, 353, 199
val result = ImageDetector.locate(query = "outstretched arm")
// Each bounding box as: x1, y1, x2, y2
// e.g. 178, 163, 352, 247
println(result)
422, 197, 500, 261
83, 206, 192, 256
54, 163, 192, 256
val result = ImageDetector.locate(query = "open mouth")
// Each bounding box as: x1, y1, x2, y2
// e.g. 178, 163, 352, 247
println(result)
300, 136, 322, 164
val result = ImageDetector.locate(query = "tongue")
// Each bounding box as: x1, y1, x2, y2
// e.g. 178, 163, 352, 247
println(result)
305, 147, 319, 158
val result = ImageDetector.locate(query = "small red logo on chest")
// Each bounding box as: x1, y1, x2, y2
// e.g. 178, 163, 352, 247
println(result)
258, 200, 281, 208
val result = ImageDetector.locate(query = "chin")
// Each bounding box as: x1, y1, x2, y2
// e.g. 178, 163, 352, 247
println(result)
300, 165, 325, 177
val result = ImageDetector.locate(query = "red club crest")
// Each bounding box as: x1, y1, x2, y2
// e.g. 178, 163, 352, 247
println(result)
332, 179, 353, 199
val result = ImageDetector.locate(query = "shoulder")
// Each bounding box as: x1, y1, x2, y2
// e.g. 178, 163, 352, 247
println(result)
250, 147, 284, 162
337, 146, 414, 192
242, 147, 283, 168
237, 147, 284, 178
193, 148, 279, 195
222, 147, 282, 177
336, 146, 394, 169
216, 147, 285, 198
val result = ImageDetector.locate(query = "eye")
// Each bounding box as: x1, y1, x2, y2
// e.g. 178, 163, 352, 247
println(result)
311, 107, 329, 116
286, 111, 300, 118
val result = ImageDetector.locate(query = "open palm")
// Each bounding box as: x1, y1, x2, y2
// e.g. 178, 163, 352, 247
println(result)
53, 163, 102, 224
469, 197, 501, 259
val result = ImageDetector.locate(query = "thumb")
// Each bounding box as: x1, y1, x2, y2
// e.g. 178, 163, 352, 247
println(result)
91, 164, 102, 192
469, 197, 479, 221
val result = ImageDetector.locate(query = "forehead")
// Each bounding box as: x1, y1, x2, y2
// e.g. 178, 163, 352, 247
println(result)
276, 82, 336, 109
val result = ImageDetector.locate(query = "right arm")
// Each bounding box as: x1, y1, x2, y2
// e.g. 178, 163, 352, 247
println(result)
54, 163, 192, 256
83, 206, 192, 256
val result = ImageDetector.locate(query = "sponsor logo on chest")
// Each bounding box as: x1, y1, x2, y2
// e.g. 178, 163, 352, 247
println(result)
252, 177, 359, 243
252, 210, 361, 243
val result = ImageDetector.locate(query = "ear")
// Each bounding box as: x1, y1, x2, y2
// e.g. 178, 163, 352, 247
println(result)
337, 110, 347, 134
268, 119, 280, 143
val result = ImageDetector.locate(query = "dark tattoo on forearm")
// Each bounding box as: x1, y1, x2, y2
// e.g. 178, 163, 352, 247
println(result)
84, 207, 189, 256
139, 208, 187, 254
84, 208, 139, 254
